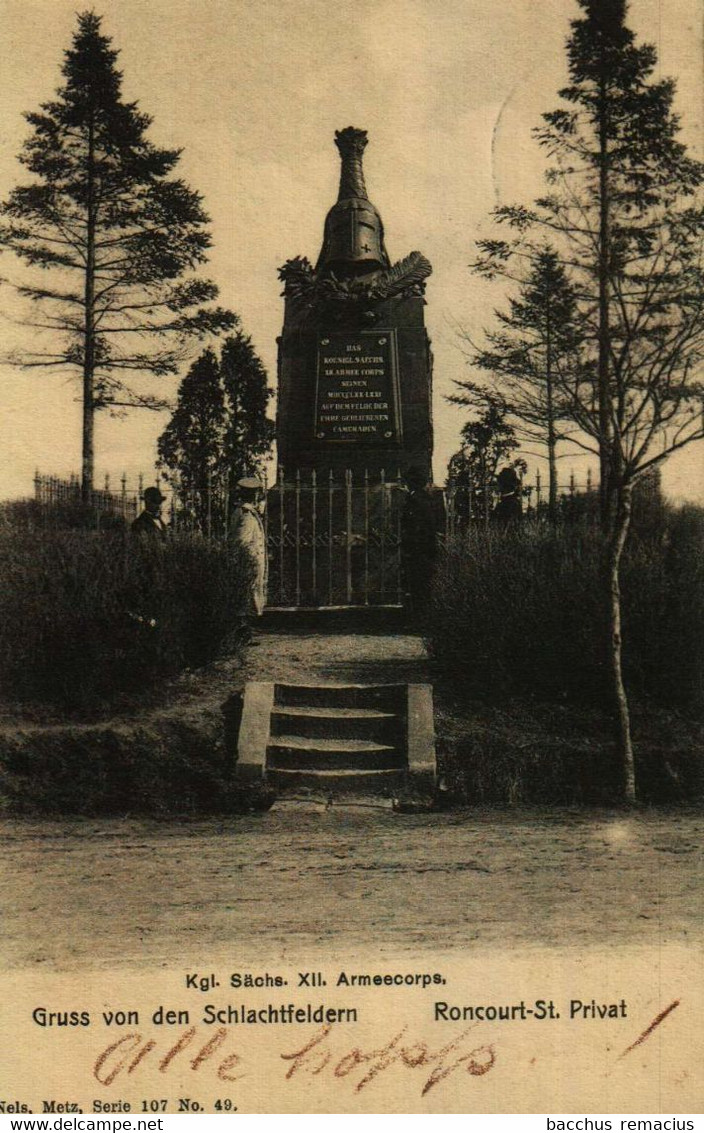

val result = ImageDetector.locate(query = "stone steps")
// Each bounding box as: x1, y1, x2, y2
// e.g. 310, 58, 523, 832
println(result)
270, 705, 400, 743
274, 682, 406, 711
236, 680, 436, 799
268, 735, 404, 772
266, 768, 407, 792
269, 683, 406, 792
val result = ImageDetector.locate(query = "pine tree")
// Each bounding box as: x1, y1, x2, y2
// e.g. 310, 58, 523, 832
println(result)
458, 248, 583, 521
157, 334, 274, 531
157, 347, 227, 491
473, 0, 704, 801
220, 332, 275, 488
534, 0, 703, 522
487, 0, 704, 526
0, 11, 236, 494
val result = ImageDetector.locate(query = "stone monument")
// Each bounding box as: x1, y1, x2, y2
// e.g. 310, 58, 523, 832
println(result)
276, 127, 433, 481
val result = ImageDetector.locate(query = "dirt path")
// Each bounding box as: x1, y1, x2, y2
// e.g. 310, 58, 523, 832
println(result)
168, 630, 431, 717
2, 806, 702, 971
1, 630, 702, 972
242, 630, 430, 684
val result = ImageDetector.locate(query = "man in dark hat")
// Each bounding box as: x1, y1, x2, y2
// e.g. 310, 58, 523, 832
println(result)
229, 476, 267, 644
491, 467, 523, 527
131, 486, 168, 540
401, 466, 441, 620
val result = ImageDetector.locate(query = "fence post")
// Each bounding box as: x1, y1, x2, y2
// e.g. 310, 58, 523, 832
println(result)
345, 468, 353, 606
311, 470, 318, 605
328, 469, 334, 606
396, 469, 403, 605
278, 467, 286, 605
380, 468, 387, 600
295, 469, 302, 607
363, 469, 370, 606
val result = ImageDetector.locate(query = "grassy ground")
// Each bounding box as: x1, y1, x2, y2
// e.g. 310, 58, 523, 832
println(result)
433, 683, 704, 807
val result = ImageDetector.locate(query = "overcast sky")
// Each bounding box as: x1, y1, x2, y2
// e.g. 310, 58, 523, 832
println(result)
0, 0, 701, 500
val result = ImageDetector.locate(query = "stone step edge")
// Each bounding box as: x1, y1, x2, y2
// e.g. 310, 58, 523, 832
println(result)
268, 767, 404, 779
274, 682, 407, 691
271, 706, 397, 719
268, 735, 397, 753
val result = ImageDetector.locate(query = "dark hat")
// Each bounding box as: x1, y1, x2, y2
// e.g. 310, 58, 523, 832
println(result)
405, 466, 428, 490
496, 467, 520, 493
144, 486, 166, 505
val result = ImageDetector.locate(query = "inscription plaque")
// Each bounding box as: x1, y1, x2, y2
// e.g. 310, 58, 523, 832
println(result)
314, 331, 401, 444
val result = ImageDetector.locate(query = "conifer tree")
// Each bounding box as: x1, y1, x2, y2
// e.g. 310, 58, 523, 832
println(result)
220, 332, 275, 488
0, 11, 235, 494
157, 347, 227, 493
483, 0, 704, 526
534, 0, 703, 522
157, 334, 274, 530
458, 249, 582, 521
473, 0, 704, 801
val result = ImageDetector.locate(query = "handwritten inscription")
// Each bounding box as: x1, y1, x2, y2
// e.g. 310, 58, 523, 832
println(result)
281, 1024, 495, 1096
315, 334, 399, 442
94, 1027, 244, 1087
88, 1003, 681, 1101
92, 1024, 494, 1097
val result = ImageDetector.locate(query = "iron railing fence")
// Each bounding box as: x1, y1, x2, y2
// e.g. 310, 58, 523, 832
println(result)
33, 466, 598, 607
267, 469, 405, 608
32, 472, 232, 536
32, 468, 406, 608
33, 472, 140, 526
444, 469, 597, 535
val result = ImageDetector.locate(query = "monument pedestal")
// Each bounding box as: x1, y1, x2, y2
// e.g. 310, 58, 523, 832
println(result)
277, 294, 432, 481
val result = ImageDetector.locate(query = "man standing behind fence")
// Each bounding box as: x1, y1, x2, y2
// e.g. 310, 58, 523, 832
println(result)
229, 477, 267, 644
401, 467, 441, 620
491, 467, 523, 528
131, 486, 168, 540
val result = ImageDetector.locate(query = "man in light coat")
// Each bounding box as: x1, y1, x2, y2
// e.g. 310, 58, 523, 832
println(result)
230, 477, 268, 643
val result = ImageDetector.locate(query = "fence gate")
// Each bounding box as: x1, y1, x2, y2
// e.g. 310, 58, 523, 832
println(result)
266, 469, 404, 608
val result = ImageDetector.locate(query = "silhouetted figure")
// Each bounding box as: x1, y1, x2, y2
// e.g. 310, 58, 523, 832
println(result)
401, 467, 440, 618
131, 486, 167, 540
491, 467, 523, 527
